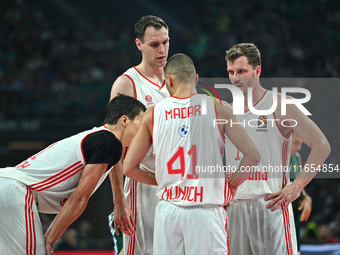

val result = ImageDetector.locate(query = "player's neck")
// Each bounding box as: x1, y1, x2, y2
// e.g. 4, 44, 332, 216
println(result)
104, 124, 122, 141
135, 62, 164, 85
172, 85, 195, 98
244, 84, 266, 110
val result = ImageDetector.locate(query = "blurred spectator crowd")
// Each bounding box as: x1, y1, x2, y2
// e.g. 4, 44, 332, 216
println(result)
1, 0, 339, 247
1, 0, 340, 123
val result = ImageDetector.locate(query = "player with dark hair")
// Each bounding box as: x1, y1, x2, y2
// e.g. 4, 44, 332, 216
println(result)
0, 94, 146, 255
108, 15, 170, 255
134, 15, 168, 42
123, 53, 260, 254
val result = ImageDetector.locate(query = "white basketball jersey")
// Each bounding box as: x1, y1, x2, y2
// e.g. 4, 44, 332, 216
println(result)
0, 126, 112, 213
152, 94, 232, 206
122, 67, 170, 255
225, 90, 292, 200
123, 67, 169, 169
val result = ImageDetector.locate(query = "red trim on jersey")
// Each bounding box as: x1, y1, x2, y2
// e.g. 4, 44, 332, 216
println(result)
214, 102, 226, 143
282, 141, 288, 166
122, 74, 137, 99
170, 95, 191, 100
224, 178, 227, 205
29, 142, 58, 161
282, 141, 289, 187
273, 111, 292, 139
224, 178, 233, 205
133, 66, 166, 90
30, 161, 83, 191
282, 203, 293, 255
152, 105, 156, 145
15, 143, 59, 168
169, 93, 199, 100
244, 90, 268, 113
127, 179, 137, 255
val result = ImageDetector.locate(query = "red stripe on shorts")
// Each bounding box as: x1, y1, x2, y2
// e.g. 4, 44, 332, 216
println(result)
127, 179, 137, 255
225, 212, 230, 255
282, 202, 293, 255
25, 188, 36, 255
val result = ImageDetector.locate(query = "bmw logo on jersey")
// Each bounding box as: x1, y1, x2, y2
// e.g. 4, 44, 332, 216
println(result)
179, 125, 189, 137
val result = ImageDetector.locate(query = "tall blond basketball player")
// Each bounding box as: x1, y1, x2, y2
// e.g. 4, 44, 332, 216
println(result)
123, 53, 260, 254
108, 16, 170, 255
224, 43, 330, 255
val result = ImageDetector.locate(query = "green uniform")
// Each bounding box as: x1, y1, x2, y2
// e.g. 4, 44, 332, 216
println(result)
108, 211, 123, 254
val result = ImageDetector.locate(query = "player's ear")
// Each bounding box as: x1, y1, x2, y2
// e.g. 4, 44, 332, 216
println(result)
119, 115, 129, 128
255, 66, 262, 77
195, 74, 199, 85
135, 38, 142, 51
167, 74, 175, 88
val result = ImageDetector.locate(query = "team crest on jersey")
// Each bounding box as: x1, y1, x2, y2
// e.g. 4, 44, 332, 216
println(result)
258, 115, 267, 128
179, 125, 189, 137
256, 115, 268, 132
145, 95, 153, 105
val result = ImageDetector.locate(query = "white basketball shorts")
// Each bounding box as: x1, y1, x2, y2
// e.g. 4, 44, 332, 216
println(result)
153, 200, 230, 255
227, 195, 298, 255
0, 177, 45, 255
123, 177, 159, 255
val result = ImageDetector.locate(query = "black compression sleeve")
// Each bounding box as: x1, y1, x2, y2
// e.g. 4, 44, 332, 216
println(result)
82, 130, 122, 170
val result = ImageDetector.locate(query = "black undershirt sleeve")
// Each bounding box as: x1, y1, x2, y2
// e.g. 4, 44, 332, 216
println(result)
82, 130, 122, 170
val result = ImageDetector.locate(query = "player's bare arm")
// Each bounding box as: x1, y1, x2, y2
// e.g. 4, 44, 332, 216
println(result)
110, 75, 135, 99
218, 102, 261, 197
123, 107, 157, 185
108, 76, 136, 235
295, 153, 312, 221
294, 152, 312, 221
44, 163, 109, 255
265, 94, 330, 211
109, 150, 135, 236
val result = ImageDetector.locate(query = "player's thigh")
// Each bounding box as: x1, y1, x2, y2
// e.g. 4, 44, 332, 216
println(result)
248, 199, 298, 255
153, 201, 184, 255
183, 205, 229, 255
125, 180, 158, 254
0, 178, 45, 255
227, 201, 253, 255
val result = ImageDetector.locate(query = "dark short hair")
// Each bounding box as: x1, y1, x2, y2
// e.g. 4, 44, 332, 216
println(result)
164, 53, 196, 84
225, 43, 261, 69
104, 94, 146, 125
135, 15, 169, 42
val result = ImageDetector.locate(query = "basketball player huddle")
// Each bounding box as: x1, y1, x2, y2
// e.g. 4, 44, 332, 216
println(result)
110, 16, 330, 255
0, 15, 330, 255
